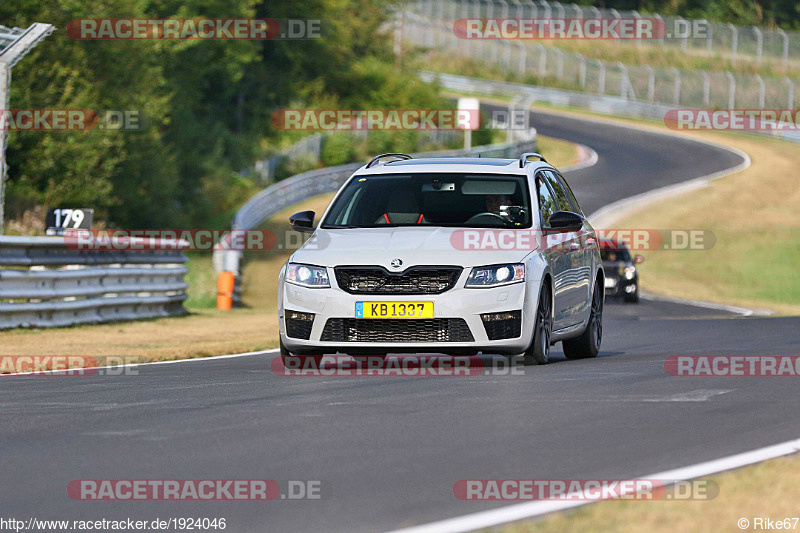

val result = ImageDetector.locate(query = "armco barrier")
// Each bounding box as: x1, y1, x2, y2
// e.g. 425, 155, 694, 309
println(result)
0, 235, 188, 329
217, 133, 539, 305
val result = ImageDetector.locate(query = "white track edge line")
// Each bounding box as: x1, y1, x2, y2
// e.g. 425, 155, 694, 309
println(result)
0, 348, 278, 377
387, 437, 800, 533
639, 292, 772, 317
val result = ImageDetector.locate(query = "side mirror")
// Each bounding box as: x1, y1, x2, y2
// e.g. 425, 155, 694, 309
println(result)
634, 255, 644, 264
548, 211, 584, 232
289, 210, 315, 233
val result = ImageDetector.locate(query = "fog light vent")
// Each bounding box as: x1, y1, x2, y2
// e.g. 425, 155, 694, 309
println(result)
481, 310, 522, 340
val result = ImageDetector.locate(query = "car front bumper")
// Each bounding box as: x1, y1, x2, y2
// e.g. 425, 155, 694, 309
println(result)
279, 279, 540, 355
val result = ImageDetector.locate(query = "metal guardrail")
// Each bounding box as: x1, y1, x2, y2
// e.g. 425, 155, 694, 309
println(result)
417, 70, 800, 144
0, 236, 188, 329
218, 134, 539, 303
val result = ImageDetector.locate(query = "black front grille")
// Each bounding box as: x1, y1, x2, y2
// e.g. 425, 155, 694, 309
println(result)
285, 311, 314, 340
321, 318, 474, 343
481, 311, 522, 340
334, 266, 462, 295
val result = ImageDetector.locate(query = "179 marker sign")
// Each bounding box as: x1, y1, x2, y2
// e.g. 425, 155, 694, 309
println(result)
45, 208, 93, 235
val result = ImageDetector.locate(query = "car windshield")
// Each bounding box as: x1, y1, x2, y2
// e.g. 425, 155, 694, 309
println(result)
601, 247, 631, 262
321, 173, 532, 228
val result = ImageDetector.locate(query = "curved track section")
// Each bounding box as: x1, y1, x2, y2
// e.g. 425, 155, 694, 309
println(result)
2, 110, 798, 533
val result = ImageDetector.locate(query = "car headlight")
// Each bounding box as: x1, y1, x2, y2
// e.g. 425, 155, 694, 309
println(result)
286, 263, 330, 288
465, 264, 525, 288
624, 266, 636, 280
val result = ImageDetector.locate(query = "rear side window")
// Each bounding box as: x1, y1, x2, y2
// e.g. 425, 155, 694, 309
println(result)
536, 175, 557, 227
554, 171, 583, 215
542, 170, 574, 213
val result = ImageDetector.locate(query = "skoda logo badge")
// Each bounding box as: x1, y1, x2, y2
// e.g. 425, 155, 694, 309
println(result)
390, 258, 403, 269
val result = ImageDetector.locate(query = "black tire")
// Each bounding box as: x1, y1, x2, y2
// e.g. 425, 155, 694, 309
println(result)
523, 282, 552, 366
280, 339, 323, 368
563, 281, 603, 360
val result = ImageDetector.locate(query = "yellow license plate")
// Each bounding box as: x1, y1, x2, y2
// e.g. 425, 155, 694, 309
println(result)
356, 301, 433, 319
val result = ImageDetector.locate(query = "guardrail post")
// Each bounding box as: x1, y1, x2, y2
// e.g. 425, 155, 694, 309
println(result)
597, 59, 605, 95
552, 1, 564, 19
536, 43, 546, 75
616, 62, 628, 99
512, 0, 523, 19
726, 71, 736, 109
753, 27, 762, 65
554, 48, 564, 79
755, 74, 765, 109
654, 13, 664, 45
672, 67, 681, 105
609, 9, 621, 43
528, 0, 537, 19
728, 23, 738, 62
578, 54, 586, 89
702, 70, 710, 105
516, 42, 527, 73
507, 94, 522, 143
0, 62, 9, 235
676, 16, 688, 51
778, 29, 788, 69
786, 77, 794, 109
706, 22, 713, 53
500, 0, 509, 19
646, 65, 655, 101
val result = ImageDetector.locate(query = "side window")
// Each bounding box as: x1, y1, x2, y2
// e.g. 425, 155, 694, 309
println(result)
543, 170, 572, 212
554, 171, 583, 215
536, 174, 557, 227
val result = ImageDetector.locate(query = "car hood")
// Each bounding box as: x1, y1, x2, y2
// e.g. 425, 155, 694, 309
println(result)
291, 227, 533, 269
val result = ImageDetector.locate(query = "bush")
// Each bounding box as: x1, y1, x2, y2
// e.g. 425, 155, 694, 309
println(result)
321, 133, 357, 167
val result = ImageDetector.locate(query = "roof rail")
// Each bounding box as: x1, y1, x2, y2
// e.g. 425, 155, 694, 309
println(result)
519, 152, 548, 167
366, 153, 412, 169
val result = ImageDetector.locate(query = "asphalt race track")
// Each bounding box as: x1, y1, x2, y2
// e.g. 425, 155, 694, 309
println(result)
3, 110, 799, 533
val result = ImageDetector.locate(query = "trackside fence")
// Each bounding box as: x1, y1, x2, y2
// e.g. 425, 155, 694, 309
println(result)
0, 236, 188, 329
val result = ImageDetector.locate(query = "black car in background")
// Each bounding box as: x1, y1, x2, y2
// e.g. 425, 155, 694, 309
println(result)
599, 238, 643, 303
